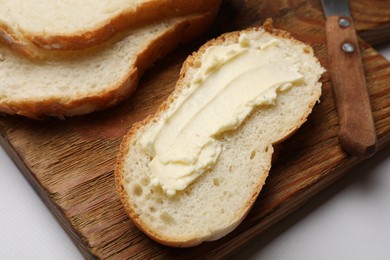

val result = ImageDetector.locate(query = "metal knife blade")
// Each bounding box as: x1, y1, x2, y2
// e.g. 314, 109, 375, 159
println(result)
321, 0, 377, 158
321, 0, 350, 17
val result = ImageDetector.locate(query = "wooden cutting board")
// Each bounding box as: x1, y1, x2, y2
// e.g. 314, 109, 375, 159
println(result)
1, 0, 390, 259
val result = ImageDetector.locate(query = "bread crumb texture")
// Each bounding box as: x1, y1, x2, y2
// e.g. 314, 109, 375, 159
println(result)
0, 13, 216, 118
0, 0, 220, 52
116, 26, 325, 247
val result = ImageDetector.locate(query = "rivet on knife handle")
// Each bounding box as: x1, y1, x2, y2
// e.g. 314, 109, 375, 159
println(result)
325, 16, 377, 158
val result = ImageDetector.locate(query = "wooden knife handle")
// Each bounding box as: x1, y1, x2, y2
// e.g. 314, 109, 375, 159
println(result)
325, 16, 377, 158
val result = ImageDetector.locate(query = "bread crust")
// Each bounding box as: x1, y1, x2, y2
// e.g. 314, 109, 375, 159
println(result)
0, 12, 218, 119
115, 22, 323, 247
0, 0, 221, 59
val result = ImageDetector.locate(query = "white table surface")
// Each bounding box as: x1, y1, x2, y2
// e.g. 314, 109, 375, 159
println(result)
1, 45, 389, 260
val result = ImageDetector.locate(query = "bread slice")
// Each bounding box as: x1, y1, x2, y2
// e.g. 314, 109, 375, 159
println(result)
0, 0, 220, 58
115, 23, 325, 247
0, 12, 217, 118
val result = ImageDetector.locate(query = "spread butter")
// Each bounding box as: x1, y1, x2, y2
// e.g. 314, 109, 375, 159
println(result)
140, 33, 303, 195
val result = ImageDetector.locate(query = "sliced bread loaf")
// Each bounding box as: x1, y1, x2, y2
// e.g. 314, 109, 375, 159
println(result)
0, 0, 220, 58
0, 12, 217, 118
115, 23, 325, 247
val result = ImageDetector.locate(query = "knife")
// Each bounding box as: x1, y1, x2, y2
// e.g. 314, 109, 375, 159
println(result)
321, 0, 377, 158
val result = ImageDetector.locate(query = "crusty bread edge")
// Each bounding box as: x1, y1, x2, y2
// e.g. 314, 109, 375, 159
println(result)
0, 0, 221, 58
115, 21, 323, 247
0, 11, 218, 119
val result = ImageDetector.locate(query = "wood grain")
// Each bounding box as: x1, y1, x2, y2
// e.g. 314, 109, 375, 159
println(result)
0, 0, 390, 259
325, 16, 377, 157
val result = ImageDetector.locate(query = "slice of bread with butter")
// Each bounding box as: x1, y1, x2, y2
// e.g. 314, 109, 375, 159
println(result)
115, 21, 325, 247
